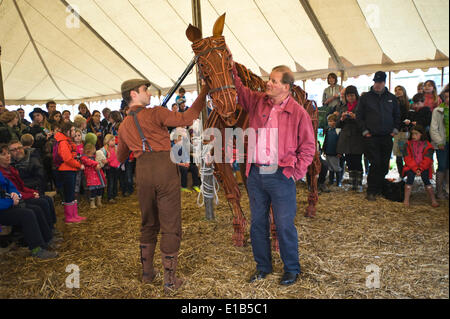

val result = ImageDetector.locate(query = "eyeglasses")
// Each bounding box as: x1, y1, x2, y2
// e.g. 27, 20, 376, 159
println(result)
9, 146, 23, 152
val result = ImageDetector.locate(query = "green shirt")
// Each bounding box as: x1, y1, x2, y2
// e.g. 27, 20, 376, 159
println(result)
443, 103, 449, 143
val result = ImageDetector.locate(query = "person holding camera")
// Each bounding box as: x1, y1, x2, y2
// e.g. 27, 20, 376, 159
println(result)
336, 86, 365, 192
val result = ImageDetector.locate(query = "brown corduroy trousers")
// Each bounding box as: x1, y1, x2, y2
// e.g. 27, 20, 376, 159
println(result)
136, 151, 182, 254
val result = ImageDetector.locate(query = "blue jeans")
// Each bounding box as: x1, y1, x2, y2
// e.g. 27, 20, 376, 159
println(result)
106, 167, 120, 200
119, 161, 135, 195
246, 165, 300, 274
61, 171, 77, 203
405, 169, 431, 185
436, 142, 449, 172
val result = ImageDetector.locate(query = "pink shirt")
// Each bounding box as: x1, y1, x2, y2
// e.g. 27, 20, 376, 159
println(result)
424, 93, 441, 112
253, 96, 289, 165
233, 66, 316, 180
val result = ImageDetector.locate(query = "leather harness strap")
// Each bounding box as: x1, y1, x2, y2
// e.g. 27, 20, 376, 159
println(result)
128, 108, 153, 152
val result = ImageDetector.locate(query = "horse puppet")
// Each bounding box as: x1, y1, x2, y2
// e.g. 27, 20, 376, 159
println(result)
186, 14, 321, 250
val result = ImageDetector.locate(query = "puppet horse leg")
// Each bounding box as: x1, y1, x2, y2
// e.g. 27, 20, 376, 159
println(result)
305, 153, 321, 218
214, 163, 247, 247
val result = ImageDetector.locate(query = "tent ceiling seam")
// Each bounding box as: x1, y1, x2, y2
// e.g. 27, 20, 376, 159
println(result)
411, 0, 439, 51
59, 0, 154, 89
252, 0, 297, 65
206, 0, 261, 70
299, 0, 344, 71
34, 39, 118, 94
13, 0, 69, 99
354, 0, 387, 63
92, 0, 174, 86
4, 41, 31, 82
128, 0, 188, 65
52, 74, 102, 97
23, 74, 49, 100
23, 0, 125, 87
165, 0, 189, 25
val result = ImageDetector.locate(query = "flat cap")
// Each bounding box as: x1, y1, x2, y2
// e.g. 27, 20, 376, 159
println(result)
121, 79, 151, 93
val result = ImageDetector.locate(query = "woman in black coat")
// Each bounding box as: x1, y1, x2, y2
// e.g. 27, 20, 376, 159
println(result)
336, 86, 365, 192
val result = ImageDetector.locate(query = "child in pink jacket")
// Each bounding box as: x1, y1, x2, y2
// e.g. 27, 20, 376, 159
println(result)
101, 134, 120, 203
80, 143, 106, 209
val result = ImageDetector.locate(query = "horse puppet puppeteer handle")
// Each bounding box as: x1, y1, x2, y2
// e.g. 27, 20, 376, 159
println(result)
161, 57, 197, 108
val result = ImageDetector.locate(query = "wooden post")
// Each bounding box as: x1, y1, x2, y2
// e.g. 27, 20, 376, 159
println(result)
441, 67, 444, 88
388, 71, 392, 91
192, 0, 214, 220
0, 46, 5, 107
302, 80, 306, 90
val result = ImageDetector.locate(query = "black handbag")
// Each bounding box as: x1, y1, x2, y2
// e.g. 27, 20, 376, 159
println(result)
382, 179, 405, 202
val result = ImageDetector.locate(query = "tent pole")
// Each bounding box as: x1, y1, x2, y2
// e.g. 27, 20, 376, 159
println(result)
441, 67, 444, 88
192, 0, 214, 221
0, 46, 5, 106
389, 71, 392, 91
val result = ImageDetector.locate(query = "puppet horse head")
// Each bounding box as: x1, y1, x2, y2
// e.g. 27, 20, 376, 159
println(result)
186, 14, 237, 124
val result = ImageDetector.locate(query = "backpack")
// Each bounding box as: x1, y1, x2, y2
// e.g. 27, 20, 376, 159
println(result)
52, 140, 63, 169
382, 179, 405, 202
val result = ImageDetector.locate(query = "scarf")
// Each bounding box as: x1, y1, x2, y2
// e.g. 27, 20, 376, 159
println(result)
347, 101, 357, 113
411, 140, 425, 166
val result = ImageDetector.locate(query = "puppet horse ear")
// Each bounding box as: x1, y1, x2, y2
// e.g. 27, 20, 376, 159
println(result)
213, 13, 226, 37
186, 24, 202, 43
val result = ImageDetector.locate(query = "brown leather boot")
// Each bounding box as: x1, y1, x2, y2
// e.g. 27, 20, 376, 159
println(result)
140, 243, 157, 283
425, 185, 440, 208
403, 185, 412, 207
161, 252, 183, 293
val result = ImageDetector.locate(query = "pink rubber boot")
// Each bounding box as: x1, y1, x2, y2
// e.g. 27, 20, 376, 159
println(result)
64, 202, 81, 223
71, 201, 86, 221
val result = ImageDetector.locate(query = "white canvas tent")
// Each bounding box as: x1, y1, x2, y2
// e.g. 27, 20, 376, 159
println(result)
0, 0, 448, 105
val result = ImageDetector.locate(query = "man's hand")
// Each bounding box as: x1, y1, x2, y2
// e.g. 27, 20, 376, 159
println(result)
33, 192, 40, 199
364, 133, 372, 138
96, 164, 101, 170
416, 169, 421, 176
438, 145, 445, 151
80, 164, 85, 171
177, 163, 190, 168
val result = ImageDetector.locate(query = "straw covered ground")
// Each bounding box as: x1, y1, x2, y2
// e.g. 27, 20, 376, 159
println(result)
0, 179, 448, 299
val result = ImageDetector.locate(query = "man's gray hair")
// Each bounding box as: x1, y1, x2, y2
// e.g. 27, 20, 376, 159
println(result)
272, 65, 295, 89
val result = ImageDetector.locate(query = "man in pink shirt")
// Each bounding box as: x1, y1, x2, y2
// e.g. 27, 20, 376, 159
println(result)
232, 63, 316, 286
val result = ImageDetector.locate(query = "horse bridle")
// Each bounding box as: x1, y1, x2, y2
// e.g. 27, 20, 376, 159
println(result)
194, 45, 236, 96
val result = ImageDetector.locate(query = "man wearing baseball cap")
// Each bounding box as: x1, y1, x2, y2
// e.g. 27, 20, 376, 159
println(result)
117, 78, 209, 293
356, 71, 400, 201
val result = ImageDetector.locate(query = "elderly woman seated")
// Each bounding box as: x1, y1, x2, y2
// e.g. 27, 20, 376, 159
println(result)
0, 144, 60, 244
0, 170, 58, 259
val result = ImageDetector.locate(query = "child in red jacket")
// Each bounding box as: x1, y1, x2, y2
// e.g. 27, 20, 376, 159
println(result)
80, 143, 106, 209
402, 125, 439, 207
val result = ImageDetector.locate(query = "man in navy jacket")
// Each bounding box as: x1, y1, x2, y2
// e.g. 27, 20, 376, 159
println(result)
356, 71, 400, 201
